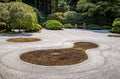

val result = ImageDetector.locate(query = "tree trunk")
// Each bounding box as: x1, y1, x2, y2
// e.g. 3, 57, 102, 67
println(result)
55, 0, 58, 11
48, 0, 51, 14
34, 0, 37, 7
43, 0, 48, 16
6, 23, 11, 32
34, 0, 39, 9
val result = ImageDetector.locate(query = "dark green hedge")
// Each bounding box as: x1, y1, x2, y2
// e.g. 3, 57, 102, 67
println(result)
86, 24, 103, 30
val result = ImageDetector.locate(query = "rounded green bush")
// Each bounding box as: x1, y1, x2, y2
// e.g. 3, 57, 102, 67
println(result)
44, 20, 63, 30
64, 24, 73, 29
31, 24, 42, 32
0, 2, 42, 32
110, 27, 120, 33
111, 18, 120, 33
86, 24, 103, 30
112, 18, 120, 27
43, 20, 58, 26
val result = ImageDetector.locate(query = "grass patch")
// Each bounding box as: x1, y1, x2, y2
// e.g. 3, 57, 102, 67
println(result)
20, 42, 98, 66
7, 38, 41, 42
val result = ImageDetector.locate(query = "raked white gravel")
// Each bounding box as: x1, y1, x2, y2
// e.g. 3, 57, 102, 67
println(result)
0, 29, 120, 79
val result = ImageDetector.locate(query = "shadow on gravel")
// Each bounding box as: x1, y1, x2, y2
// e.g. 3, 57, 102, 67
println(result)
0, 33, 32, 37
87, 30, 110, 34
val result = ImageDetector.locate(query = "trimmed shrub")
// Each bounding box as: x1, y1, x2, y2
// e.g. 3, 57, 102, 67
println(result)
112, 18, 120, 28
63, 11, 80, 25
64, 24, 73, 29
102, 25, 111, 29
86, 24, 103, 30
18, 13, 42, 32
30, 24, 42, 32
43, 20, 59, 26
44, 20, 63, 30
0, 22, 6, 30
110, 18, 120, 33
110, 27, 120, 33
0, 2, 42, 32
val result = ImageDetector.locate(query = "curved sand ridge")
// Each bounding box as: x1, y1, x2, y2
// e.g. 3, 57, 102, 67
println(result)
0, 41, 110, 79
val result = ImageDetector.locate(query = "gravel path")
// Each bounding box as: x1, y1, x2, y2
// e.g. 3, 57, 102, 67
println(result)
0, 29, 120, 79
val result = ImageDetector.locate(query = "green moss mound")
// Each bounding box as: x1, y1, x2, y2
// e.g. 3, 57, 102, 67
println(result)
44, 20, 63, 30
64, 23, 73, 29
0, 2, 42, 32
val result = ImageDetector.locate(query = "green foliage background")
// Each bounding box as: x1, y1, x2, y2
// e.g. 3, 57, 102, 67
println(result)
77, 0, 120, 25
0, 0, 120, 32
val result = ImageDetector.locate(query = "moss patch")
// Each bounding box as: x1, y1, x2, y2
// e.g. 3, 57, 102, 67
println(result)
7, 38, 41, 42
20, 42, 98, 66
108, 34, 120, 37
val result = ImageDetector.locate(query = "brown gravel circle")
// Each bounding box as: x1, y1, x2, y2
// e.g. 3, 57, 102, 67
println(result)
20, 42, 98, 66
7, 38, 41, 42
108, 34, 120, 37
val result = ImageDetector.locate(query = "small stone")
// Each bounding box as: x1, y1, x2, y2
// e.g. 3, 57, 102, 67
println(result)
52, 52, 60, 56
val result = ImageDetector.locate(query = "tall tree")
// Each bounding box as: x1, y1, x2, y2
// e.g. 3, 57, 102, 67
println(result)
42, 0, 51, 16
